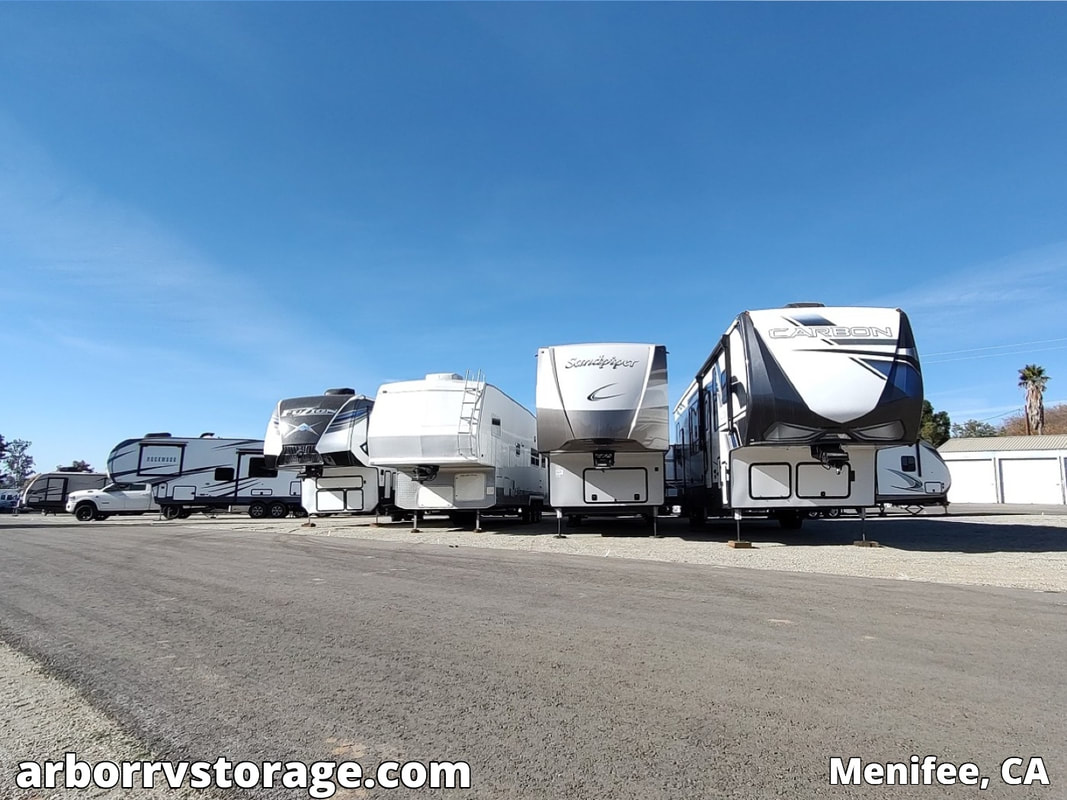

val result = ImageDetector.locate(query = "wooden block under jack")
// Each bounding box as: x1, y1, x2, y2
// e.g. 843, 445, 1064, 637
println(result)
853, 540, 880, 547
728, 540, 754, 549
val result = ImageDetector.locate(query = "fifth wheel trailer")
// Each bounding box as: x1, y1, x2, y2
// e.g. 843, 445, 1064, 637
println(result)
107, 433, 302, 518
264, 388, 396, 517
367, 372, 545, 527
673, 304, 923, 530
535, 343, 669, 533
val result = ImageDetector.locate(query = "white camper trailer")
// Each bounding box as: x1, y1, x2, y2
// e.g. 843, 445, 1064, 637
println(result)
535, 344, 669, 533
674, 304, 924, 530
809, 442, 952, 517
107, 433, 302, 519
366, 372, 545, 527
264, 388, 395, 517
19, 471, 108, 514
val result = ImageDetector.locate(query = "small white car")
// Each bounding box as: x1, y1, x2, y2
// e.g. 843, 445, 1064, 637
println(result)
65, 483, 158, 521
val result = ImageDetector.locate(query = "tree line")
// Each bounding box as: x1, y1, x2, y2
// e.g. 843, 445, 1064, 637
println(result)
922, 364, 1057, 446
0, 435, 93, 488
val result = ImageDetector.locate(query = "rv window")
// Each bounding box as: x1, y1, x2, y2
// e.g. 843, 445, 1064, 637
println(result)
531, 448, 541, 467
248, 458, 278, 479
491, 417, 501, 437
900, 455, 917, 473
215, 467, 235, 482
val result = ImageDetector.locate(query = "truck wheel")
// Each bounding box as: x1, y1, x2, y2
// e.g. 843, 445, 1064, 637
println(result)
162, 506, 181, 520
248, 502, 267, 519
268, 501, 289, 519
74, 503, 97, 522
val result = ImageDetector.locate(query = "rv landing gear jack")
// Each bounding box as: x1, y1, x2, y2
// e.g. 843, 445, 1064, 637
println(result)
474, 510, 482, 533
651, 507, 659, 538
555, 509, 566, 539
412, 511, 421, 534
728, 511, 752, 549
854, 506, 878, 547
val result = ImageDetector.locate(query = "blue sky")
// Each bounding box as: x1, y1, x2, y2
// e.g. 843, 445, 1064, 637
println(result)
2, 3, 1066, 475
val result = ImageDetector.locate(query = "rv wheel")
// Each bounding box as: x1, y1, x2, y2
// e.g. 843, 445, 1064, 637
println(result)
777, 511, 804, 530
162, 506, 181, 520
824, 507, 842, 518
248, 502, 267, 519
177, 509, 192, 519
74, 503, 97, 522
268, 501, 289, 519
520, 506, 532, 523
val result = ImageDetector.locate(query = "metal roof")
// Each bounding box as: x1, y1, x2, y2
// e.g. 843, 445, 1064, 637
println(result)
939, 434, 1067, 453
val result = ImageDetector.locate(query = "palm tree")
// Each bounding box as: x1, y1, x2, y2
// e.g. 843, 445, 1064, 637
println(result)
1018, 364, 1050, 435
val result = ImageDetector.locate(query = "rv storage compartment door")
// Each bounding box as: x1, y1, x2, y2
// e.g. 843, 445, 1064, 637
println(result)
796, 463, 851, 499
583, 468, 648, 504
317, 475, 365, 512
455, 473, 487, 503
748, 464, 792, 500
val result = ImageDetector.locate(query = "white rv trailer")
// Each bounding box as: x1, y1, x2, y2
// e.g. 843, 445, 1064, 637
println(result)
366, 372, 546, 527
810, 442, 951, 517
673, 304, 924, 530
264, 388, 395, 517
19, 471, 108, 513
535, 343, 669, 533
107, 433, 302, 519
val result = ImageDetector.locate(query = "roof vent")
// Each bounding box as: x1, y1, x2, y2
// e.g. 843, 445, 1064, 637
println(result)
784, 302, 825, 308
426, 372, 463, 381
325, 388, 356, 395
199, 432, 216, 438
145, 432, 172, 438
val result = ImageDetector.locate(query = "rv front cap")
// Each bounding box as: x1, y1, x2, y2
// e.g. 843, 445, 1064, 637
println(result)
563, 356, 640, 370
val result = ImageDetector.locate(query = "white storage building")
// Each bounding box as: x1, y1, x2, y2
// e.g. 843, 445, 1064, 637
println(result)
938, 435, 1067, 504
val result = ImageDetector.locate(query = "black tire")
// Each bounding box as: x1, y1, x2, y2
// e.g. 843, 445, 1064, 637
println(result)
777, 511, 804, 530
162, 506, 182, 520
267, 501, 289, 519
74, 503, 96, 522
825, 507, 842, 518
177, 509, 192, 519
520, 506, 532, 523
292, 506, 308, 518
248, 502, 267, 519
566, 514, 583, 527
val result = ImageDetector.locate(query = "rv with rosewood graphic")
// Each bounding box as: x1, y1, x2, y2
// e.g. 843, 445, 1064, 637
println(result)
264, 388, 395, 517
673, 304, 923, 530
107, 433, 302, 519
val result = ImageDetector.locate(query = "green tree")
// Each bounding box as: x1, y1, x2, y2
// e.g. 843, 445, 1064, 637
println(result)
951, 419, 998, 438
57, 460, 93, 472
919, 400, 951, 446
1018, 364, 1050, 435
2, 439, 35, 487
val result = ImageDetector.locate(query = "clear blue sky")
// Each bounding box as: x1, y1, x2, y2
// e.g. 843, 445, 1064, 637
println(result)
3, 3, 1066, 475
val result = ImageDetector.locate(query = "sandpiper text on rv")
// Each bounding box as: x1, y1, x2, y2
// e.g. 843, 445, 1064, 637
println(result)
564, 356, 639, 369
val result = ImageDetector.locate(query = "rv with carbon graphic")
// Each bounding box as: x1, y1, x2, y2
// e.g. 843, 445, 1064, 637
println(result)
673, 304, 923, 531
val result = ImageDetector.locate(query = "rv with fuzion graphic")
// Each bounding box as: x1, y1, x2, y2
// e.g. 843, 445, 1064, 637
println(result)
673, 304, 923, 530
264, 388, 396, 517
536, 343, 669, 533
107, 433, 302, 519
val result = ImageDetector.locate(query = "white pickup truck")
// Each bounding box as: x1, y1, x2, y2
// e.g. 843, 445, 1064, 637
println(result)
66, 482, 159, 521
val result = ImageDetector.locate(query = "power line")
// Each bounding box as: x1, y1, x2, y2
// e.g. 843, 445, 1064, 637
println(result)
925, 343, 1067, 365
923, 336, 1067, 358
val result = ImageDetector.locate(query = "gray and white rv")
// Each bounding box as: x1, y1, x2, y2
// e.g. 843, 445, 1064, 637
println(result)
107, 433, 302, 519
263, 388, 395, 517
366, 372, 546, 527
673, 304, 923, 529
19, 471, 108, 513
535, 343, 669, 532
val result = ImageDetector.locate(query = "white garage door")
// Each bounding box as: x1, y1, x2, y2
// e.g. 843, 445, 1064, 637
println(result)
1000, 458, 1064, 504
945, 459, 996, 503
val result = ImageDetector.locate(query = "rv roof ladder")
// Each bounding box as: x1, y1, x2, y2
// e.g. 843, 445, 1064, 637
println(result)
457, 369, 486, 460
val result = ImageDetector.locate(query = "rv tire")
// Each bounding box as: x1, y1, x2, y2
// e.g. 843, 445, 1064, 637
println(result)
520, 506, 532, 523
268, 501, 289, 519
74, 503, 96, 522
824, 507, 842, 518
776, 511, 804, 531
177, 509, 192, 518
248, 502, 267, 519
162, 506, 182, 520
